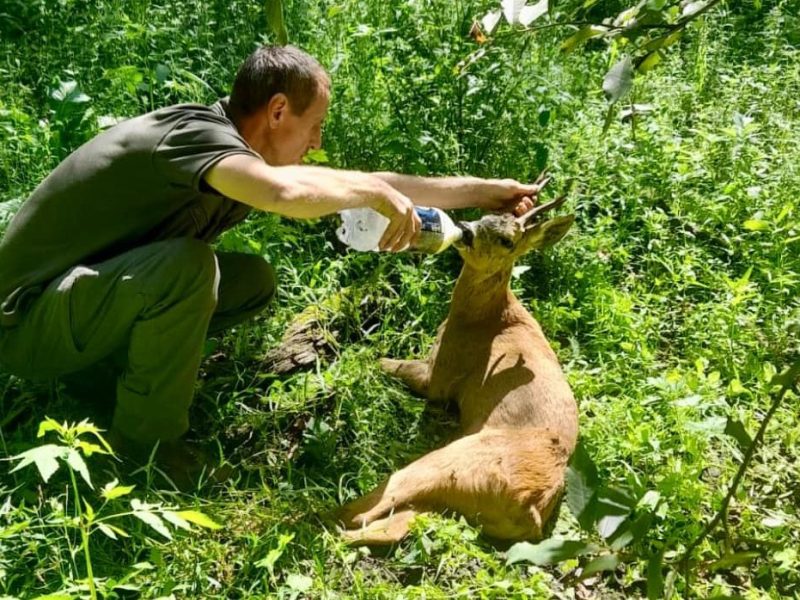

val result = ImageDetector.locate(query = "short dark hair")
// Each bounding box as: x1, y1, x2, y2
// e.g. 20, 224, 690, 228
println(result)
229, 45, 330, 122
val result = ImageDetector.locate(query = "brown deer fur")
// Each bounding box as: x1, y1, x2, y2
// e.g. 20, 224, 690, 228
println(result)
337, 211, 578, 544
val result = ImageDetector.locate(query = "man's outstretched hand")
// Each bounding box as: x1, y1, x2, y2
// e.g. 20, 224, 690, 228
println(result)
478, 176, 549, 217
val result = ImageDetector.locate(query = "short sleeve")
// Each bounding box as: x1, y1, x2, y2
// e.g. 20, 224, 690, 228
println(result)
152, 111, 261, 191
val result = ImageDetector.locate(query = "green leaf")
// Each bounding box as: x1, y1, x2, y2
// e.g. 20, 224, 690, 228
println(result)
637, 51, 662, 74
580, 553, 619, 579
724, 418, 752, 452
506, 538, 597, 566
50, 80, 91, 104
265, 0, 289, 45
77, 440, 107, 456
102, 479, 136, 500
97, 523, 118, 540
133, 510, 172, 540
37, 417, 63, 438
518, 0, 548, 26
255, 533, 295, 576
65, 448, 93, 488
174, 510, 222, 530
0, 520, 31, 539
163, 511, 192, 531
603, 56, 634, 103
10, 444, 64, 482
561, 25, 608, 53
743, 219, 769, 231
566, 442, 598, 531
285, 573, 313, 592
647, 551, 665, 600
481, 10, 502, 34
83, 499, 96, 522
709, 551, 760, 571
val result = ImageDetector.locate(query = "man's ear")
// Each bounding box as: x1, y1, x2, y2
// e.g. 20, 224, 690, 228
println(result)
521, 214, 576, 252
266, 93, 289, 128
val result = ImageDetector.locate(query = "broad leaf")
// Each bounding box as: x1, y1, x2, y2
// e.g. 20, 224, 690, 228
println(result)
647, 551, 665, 600
163, 511, 192, 531
97, 523, 118, 540
285, 573, 313, 592
709, 551, 760, 571
637, 51, 662, 74
174, 510, 222, 530
603, 56, 634, 103
565, 442, 598, 530
37, 418, 63, 438
507, 538, 597, 566
724, 418, 752, 452
501, 0, 526, 24
581, 553, 620, 579
519, 0, 548, 26
10, 444, 64, 482
743, 219, 769, 231
65, 448, 93, 488
50, 80, 90, 104
482, 9, 502, 34
561, 25, 609, 53
102, 479, 136, 500
133, 510, 172, 540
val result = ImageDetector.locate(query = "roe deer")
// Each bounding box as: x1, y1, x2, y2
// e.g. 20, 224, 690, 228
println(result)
336, 192, 578, 544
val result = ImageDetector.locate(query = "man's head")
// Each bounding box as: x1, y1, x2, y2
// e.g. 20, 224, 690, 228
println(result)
229, 45, 331, 166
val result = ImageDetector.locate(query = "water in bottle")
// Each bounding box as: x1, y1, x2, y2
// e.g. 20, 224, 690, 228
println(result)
337, 207, 464, 254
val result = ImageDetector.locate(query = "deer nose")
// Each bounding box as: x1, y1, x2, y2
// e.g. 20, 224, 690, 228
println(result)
456, 221, 475, 247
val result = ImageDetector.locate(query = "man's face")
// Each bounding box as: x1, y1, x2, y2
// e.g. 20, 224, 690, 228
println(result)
257, 86, 329, 166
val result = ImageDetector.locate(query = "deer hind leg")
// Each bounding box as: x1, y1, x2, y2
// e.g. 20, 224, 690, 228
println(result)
337, 428, 570, 543
340, 508, 421, 546
380, 358, 430, 397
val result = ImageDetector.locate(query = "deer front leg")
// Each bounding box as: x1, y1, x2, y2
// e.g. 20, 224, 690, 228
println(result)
380, 358, 430, 397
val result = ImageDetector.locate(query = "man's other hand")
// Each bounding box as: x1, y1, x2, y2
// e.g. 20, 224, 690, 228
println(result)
373, 188, 421, 252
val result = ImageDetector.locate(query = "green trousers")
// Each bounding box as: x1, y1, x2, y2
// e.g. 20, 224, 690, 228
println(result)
0, 237, 275, 444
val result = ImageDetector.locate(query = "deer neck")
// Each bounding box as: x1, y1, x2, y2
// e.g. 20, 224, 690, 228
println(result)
448, 264, 513, 324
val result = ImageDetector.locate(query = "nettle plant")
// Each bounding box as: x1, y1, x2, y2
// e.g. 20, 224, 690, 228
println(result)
6, 418, 221, 600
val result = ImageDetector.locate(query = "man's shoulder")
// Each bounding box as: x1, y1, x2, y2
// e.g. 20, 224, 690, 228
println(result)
146, 100, 233, 129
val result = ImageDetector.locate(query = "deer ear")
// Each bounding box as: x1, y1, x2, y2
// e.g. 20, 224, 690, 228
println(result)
522, 214, 575, 251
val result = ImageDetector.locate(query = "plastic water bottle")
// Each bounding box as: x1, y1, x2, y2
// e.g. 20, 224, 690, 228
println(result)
337, 207, 464, 254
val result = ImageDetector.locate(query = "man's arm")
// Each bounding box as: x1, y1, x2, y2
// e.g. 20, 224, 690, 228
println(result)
373, 172, 542, 215
205, 154, 420, 251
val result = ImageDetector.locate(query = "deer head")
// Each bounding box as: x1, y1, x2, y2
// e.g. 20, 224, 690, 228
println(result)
455, 194, 575, 274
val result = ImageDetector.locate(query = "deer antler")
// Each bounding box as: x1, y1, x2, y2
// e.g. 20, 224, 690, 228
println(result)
515, 176, 573, 229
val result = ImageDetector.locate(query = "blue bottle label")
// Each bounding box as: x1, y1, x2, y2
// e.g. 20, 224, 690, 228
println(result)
413, 207, 445, 253
415, 207, 443, 234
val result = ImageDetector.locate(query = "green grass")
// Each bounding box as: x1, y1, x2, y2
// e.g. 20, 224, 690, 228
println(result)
2, 0, 800, 598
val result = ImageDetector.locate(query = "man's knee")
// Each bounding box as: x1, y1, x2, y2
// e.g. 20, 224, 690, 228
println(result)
160, 238, 218, 281
144, 238, 219, 312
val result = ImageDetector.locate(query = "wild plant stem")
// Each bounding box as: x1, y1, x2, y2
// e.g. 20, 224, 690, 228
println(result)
679, 360, 800, 588
69, 467, 97, 600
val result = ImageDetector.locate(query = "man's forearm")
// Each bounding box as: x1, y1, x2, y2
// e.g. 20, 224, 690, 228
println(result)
373, 172, 493, 209
206, 155, 396, 219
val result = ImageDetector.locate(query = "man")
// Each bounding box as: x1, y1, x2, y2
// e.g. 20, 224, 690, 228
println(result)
0, 46, 541, 482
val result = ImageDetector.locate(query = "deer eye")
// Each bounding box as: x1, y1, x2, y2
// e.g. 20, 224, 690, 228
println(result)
498, 237, 515, 250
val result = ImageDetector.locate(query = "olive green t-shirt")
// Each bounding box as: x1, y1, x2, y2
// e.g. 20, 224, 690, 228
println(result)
0, 99, 261, 327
